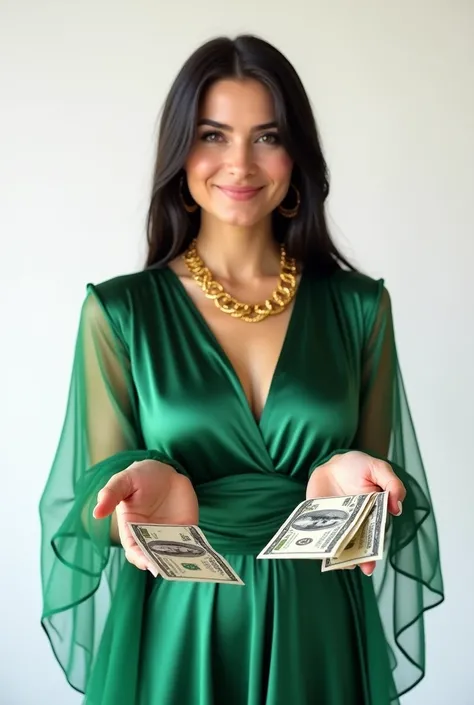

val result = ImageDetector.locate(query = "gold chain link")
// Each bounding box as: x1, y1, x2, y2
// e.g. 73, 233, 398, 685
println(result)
183, 239, 298, 323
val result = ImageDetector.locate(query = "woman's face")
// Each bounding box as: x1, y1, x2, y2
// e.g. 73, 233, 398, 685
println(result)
185, 79, 293, 228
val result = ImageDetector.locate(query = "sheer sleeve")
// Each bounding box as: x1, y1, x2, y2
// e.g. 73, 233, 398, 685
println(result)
354, 283, 444, 699
39, 287, 178, 695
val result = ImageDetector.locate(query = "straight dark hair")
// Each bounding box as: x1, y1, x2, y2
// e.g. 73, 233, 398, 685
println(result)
145, 35, 354, 275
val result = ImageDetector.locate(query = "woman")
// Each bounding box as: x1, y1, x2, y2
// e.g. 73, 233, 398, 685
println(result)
39, 35, 444, 705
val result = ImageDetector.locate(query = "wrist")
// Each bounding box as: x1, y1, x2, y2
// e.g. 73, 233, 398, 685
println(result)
145, 451, 188, 478
308, 449, 351, 478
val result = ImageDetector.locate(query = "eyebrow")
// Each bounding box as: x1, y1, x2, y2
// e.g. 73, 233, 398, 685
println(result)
197, 119, 278, 131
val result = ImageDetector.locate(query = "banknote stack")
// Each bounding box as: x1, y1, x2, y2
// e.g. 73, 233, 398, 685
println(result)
129, 490, 388, 584
257, 490, 389, 571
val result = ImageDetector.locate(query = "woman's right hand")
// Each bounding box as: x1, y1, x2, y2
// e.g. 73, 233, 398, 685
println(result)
93, 459, 199, 574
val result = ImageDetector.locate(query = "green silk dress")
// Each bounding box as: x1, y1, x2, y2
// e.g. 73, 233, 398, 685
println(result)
39, 266, 444, 705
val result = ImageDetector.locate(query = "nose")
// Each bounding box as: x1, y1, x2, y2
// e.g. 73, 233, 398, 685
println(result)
226, 140, 255, 178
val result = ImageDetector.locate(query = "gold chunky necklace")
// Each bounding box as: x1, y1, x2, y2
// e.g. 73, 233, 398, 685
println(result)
183, 239, 298, 323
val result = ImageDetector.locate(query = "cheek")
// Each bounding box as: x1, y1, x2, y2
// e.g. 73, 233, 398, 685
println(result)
185, 148, 220, 185
261, 150, 293, 184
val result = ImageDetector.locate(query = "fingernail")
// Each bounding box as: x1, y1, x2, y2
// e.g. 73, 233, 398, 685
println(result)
147, 565, 159, 578
396, 501, 403, 516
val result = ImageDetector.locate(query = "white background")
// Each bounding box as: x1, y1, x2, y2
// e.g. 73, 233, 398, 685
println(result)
1, 1, 473, 703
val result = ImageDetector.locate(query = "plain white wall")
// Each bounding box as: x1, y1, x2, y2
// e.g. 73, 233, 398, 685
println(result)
2, 1, 473, 703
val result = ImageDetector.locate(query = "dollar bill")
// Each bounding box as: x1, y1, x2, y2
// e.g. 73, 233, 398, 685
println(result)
129, 523, 244, 585
333, 492, 378, 554
321, 491, 388, 571
257, 493, 377, 560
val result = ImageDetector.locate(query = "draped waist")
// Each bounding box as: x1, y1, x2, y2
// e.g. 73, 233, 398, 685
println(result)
195, 473, 306, 555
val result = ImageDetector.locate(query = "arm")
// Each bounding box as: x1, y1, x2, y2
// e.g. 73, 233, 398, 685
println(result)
79, 290, 142, 543
352, 285, 395, 458
307, 286, 405, 520
308, 279, 443, 697
39, 286, 192, 693
354, 281, 444, 696
39, 287, 145, 692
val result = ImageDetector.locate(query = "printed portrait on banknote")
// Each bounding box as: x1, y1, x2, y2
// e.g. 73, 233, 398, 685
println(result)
292, 509, 349, 531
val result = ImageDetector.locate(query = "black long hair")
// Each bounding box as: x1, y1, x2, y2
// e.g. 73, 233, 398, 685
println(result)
145, 35, 353, 274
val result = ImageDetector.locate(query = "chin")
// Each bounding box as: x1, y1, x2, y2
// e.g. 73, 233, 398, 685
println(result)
215, 208, 269, 229
225, 217, 259, 228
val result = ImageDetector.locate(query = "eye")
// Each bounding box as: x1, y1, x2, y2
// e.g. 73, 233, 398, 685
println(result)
256, 132, 281, 145
200, 131, 225, 143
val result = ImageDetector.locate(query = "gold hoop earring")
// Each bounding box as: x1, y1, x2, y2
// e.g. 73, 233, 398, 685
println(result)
278, 184, 300, 219
180, 176, 199, 214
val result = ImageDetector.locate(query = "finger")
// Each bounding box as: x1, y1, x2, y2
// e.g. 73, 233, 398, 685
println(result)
359, 560, 376, 577
124, 546, 159, 577
116, 522, 159, 578
93, 471, 134, 519
147, 564, 159, 578
369, 459, 406, 516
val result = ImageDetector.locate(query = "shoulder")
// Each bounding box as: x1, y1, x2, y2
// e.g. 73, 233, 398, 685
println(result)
84, 266, 173, 313
88, 267, 168, 304
328, 267, 384, 297
322, 267, 392, 339
328, 267, 390, 307
80, 266, 170, 338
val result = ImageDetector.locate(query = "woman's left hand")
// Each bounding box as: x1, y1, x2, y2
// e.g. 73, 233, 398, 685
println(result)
306, 450, 406, 576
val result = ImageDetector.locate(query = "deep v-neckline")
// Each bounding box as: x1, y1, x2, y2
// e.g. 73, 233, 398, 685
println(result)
163, 266, 306, 430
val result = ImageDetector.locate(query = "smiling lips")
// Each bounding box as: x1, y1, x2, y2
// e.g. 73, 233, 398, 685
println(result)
216, 185, 263, 201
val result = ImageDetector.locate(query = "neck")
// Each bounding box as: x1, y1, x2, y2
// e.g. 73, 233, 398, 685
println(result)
194, 214, 280, 282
